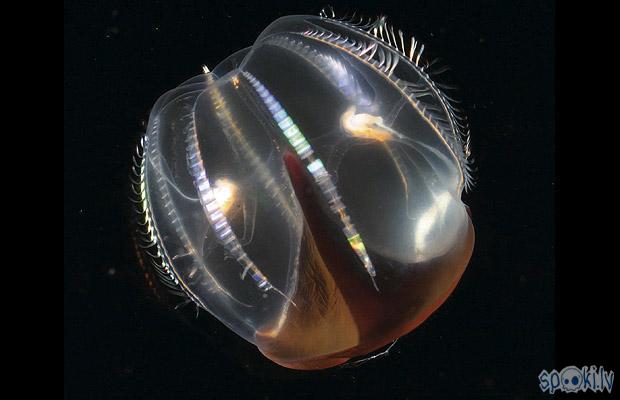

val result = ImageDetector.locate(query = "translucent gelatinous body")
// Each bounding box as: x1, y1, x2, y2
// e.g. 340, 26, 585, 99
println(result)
135, 12, 475, 370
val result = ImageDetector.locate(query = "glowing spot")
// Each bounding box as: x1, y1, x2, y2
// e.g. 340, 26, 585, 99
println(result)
415, 191, 452, 255
213, 179, 237, 213
231, 75, 240, 88
341, 106, 392, 141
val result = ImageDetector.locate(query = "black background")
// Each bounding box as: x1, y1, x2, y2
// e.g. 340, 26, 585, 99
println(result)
65, 1, 560, 398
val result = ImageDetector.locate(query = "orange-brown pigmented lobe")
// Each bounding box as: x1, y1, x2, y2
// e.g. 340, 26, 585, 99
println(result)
253, 154, 474, 370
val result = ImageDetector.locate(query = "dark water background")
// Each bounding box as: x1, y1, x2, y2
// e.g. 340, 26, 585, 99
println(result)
65, 1, 555, 398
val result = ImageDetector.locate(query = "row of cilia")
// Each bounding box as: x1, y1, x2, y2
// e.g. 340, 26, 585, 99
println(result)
130, 133, 188, 300
316, 7, 474, 191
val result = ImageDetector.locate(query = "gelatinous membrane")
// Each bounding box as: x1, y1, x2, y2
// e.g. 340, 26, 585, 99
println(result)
135, 11, 475, 370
